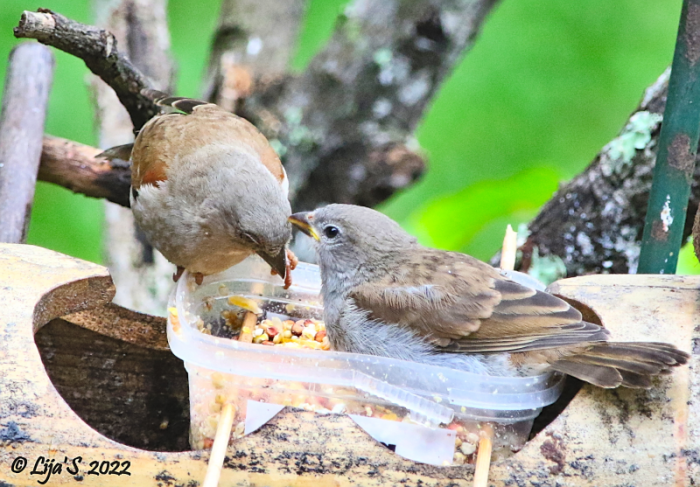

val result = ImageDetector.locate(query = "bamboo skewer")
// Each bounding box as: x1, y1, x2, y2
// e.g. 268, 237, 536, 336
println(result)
202, 311, 256, 487
202, 403, 236, 487
473, 425, 494, 487
473, 225, 518, 487
499, 224, 518, 271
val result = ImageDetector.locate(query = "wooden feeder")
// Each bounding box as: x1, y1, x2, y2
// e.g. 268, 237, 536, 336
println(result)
0, 242, 696, 486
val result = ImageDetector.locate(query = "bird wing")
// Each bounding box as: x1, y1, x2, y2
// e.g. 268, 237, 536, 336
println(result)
350, 250, 607, 353
131, 91, 286, 191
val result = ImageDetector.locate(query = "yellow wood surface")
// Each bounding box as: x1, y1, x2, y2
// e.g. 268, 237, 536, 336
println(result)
0, 243, 697, 486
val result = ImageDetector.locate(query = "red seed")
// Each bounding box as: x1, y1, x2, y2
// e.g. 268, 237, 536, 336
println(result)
291, 321, 304, 336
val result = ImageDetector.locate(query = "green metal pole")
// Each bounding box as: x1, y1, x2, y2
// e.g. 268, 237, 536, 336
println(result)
638, 0, 700, 274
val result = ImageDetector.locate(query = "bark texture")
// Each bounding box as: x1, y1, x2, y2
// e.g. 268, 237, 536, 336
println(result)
237, 0, 499, 210
204, 0, 307, 111
517, 68, 700, 277
0, 43, 54, 244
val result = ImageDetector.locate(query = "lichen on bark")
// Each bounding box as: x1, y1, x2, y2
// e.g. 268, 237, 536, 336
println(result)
516, 68, 700, 277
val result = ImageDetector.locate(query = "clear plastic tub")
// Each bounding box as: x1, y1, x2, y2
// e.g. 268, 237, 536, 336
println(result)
167, 256, 564, 466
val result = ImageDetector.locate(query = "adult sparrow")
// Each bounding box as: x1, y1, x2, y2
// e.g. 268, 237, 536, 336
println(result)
101, 90, 296, 286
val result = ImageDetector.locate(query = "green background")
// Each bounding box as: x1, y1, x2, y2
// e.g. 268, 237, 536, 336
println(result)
2, 0, 697, 273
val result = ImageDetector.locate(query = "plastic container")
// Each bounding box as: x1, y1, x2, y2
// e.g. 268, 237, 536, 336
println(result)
167, 256, 564, 466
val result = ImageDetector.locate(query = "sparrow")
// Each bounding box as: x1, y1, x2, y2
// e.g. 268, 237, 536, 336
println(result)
289, 204, 689, 388
101, 90, 297, 286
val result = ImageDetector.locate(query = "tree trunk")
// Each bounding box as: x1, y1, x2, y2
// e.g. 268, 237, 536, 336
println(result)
93, 0, 175, 315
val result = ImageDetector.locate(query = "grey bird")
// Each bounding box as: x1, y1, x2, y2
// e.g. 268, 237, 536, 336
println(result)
289, 204, 689, 387
101, 90, 297, 286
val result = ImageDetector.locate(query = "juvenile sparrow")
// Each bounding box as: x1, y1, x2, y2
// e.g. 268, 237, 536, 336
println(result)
289, 204, 689, 388
102, 90, 296, 286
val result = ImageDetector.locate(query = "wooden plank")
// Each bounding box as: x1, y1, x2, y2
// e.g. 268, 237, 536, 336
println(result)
0, 243, 697, 485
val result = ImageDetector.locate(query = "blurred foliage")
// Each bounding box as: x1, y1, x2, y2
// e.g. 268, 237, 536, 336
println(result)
1, 0, 698, 273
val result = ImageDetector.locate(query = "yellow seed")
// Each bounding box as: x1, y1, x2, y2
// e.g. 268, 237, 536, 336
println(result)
211, 372, 225, 389
302, 325, 317, 340
253, 333, 270, 344
227, 296, 262, 314
215, 394, 227, 404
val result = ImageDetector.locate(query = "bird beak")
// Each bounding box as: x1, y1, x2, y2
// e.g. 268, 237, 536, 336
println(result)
257, 248, 287, 278
288, 212, 320, 241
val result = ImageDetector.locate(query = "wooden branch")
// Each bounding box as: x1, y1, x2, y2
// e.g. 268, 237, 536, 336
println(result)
14, 8, 158, 131
0, 43, 54, 244
513, 68, 700, 277
39, 135, 131, 207
242, 0, 500, 210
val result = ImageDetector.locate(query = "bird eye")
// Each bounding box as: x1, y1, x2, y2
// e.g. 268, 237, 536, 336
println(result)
323, 225, 340, 239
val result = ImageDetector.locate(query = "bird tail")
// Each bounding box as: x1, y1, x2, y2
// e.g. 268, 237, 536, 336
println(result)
550, 342, 689, 388
142, 89, 210, 114
96, 143, 134, 162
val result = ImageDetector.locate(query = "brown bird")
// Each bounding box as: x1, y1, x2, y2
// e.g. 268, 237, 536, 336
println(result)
102, 90, 296, 286
289, 204, 689, 388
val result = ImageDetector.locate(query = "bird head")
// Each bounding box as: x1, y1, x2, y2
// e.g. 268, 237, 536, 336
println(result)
288, 204, 417, 276
208, 157, 292, 278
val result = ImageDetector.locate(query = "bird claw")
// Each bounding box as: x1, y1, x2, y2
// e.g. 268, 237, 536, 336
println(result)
283, 249, 299, 289
173, 266, 185, 282
287, 249, 299, 271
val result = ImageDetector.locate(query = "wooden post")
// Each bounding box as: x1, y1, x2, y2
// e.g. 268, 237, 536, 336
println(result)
0, 42, 54, 243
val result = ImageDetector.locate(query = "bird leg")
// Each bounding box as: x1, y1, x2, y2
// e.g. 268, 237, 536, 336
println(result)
270, 249, 299, 289
283, 249, 298, 289
173, 266, 185, 282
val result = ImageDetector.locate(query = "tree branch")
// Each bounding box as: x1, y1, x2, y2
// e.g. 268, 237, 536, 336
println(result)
0, 43, 54, 244
514, 68, 700, 277
14, 8, 158, 131
242, 0, 500, 210
38, 135, 130, 207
